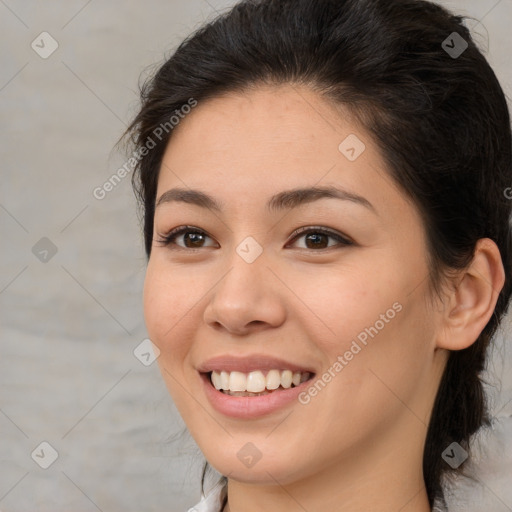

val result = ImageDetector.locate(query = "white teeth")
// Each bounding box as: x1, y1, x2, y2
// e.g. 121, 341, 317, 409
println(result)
246, 371, 266, 392
281, 370, 293, 389
266, 369, 281, 390
209, 369, 311, 393
211, 371, 222, 390
220, 371, 229, 390
229, 371, 246, 392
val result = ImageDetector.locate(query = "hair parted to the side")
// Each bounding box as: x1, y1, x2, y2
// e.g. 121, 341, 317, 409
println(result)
123, 0, 512, 506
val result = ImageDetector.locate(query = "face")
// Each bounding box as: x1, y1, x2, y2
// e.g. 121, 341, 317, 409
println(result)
143, 84, 447, 488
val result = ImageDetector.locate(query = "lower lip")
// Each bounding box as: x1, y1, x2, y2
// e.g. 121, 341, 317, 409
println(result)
200, 372, 314, 419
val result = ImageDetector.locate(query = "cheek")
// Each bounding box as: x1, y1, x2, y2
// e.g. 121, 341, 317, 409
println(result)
296, 261, 431, 400
142, 260, 194, 359
143, 262, 201, 413
289, 262, 392, 351
317, 290, 434, 432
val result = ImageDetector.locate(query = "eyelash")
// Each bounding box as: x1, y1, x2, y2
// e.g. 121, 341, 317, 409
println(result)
155, 225, 353, 251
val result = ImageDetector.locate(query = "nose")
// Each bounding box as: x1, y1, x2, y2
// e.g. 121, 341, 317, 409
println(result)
203, 246, 286, 336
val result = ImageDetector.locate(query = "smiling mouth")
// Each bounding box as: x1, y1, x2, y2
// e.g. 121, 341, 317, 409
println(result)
205, 369, 315, 397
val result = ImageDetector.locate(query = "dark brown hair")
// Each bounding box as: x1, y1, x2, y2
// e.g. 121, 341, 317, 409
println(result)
123, 0, 512, 506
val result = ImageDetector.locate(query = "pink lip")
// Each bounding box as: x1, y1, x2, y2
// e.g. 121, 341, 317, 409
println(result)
200, 371, 315, 419
196, 354, 316, 374
196, 354, 317, 419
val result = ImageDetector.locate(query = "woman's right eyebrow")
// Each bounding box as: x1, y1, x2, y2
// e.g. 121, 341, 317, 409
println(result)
155, 185, 378, 215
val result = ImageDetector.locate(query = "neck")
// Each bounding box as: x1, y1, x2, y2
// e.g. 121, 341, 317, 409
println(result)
224, 468, 431, 512
222, 417, 432, 512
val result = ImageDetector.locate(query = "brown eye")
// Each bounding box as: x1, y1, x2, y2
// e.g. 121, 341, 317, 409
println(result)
156, 226, 217, 249
155, 225, 352, 251
288, 227, 352, 250
181, 231, 207, 248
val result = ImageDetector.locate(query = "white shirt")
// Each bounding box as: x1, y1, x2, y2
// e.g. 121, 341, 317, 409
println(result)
187, 481, 226, 512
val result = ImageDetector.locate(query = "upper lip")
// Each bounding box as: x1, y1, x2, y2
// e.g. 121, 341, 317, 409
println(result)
196, 354, 316, 374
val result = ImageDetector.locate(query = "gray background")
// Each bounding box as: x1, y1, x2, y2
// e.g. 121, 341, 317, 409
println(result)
0, 1, 511, 511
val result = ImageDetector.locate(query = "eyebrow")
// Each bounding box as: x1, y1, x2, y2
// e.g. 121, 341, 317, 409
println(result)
155, 185, 376, 214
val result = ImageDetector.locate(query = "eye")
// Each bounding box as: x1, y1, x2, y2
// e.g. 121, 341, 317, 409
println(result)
155, 225, 353, 251
155, 226, 217, 250
287, 226, 353, 250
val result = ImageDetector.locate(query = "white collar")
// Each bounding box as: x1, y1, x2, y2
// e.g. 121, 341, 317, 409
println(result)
187, 480, 226, 512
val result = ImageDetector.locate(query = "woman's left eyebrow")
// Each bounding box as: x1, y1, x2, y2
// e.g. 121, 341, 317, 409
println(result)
155, 185, 377, 215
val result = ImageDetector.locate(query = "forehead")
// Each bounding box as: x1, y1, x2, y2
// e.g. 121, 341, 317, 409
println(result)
156, 84, 411, 220
165, 84, 355, 159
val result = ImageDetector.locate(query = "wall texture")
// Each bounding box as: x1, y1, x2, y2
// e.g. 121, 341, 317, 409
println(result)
1, 1, 511, 511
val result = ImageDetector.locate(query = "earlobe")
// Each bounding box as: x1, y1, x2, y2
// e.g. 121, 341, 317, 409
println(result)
436, 238, 505, 351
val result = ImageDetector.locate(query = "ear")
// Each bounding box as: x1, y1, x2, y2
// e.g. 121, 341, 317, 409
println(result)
436, 238, 505, 351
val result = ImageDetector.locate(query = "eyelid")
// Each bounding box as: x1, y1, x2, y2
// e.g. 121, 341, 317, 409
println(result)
155, 225, 353, 250
155, 225, 218, 250
288, 225, 353, 247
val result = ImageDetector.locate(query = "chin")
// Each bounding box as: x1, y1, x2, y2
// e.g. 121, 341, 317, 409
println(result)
205, 447, 305, 485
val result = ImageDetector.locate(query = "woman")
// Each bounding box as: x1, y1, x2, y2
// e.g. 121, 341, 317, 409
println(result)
123, 0, 512, 510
